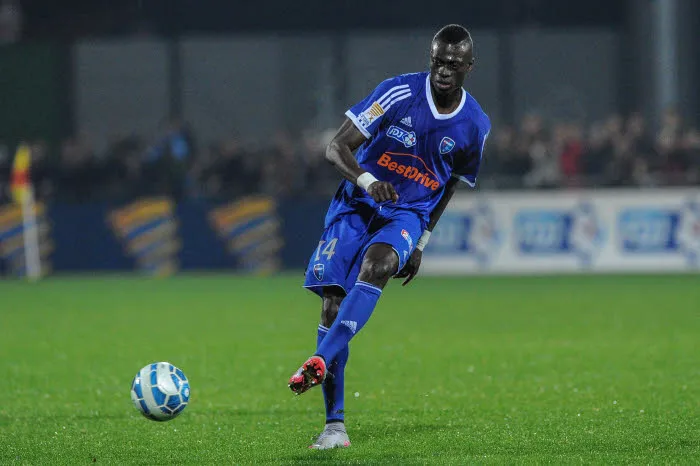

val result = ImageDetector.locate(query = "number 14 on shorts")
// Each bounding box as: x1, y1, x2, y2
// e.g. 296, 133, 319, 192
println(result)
315, 238, 338, 261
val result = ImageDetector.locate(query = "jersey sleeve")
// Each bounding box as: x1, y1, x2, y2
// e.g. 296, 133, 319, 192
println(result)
345, 77, 412, 140
451, 116, 491, 188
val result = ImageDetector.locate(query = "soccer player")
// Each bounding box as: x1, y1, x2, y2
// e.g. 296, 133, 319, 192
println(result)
289, 24, 490, 449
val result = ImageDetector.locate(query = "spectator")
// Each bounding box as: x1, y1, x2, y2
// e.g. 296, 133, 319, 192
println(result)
557, 123, 584, 187
142, 119, 194, 200
29, 140, 54, 202
581, 123, 610, 182
2, 109, 697, 203
682, 128, 700, 185
57, 136, 98, 203
100, 135, 145, 201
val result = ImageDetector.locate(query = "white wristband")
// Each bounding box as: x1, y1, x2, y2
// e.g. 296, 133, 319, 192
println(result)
416, 230, 431, 251
356, 172, 379, 192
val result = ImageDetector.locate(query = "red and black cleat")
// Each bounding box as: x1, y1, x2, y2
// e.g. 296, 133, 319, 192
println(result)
288, 355, 327, 395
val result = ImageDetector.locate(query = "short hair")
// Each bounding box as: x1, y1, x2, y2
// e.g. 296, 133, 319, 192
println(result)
433, 24, 472, 49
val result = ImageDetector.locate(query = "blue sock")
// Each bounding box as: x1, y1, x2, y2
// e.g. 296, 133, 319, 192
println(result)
326, 344, 348, 423
316, 281, 382, 364
316, 325, 349, 423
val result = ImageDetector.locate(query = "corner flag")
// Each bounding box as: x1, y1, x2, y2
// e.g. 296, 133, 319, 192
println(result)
10, 143, 31, 204
10, 143, 41, 279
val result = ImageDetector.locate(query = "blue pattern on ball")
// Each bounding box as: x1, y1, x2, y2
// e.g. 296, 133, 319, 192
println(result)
166, 394, 181, 410
132, 375, 152, 415
151, 386, 166, 406
139, 399, 151, 414
172, 404, 187, 415
181, 383, 190, 403
170, 374, 181, 389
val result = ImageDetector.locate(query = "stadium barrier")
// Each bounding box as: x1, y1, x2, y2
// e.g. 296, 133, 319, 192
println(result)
422, 188, 700, 274
0, 196, 326, 277
1, 189, 698, 277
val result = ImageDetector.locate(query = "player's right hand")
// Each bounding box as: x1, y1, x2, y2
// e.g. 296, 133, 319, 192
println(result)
366, 181, 399, 203
395, 249, 422, 286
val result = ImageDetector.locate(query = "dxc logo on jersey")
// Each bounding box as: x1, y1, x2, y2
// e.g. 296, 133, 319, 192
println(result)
514, 203, 604, 264
386, 125, 417, 148
618, 200, 700, 265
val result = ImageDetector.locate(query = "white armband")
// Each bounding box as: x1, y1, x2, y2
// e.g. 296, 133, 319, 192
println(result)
356, 172, 379, 192
416, 230, 431, 251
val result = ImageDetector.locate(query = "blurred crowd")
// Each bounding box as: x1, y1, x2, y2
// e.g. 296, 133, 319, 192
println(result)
0, 110, 698, 204
483, 109, 700, 190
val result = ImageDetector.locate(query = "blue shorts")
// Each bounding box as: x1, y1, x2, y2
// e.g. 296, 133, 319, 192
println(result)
303, 206, 423, 297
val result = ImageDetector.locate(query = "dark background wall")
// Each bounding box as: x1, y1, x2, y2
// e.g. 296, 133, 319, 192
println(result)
2, 0, 698, 146
22, 0, 626, 38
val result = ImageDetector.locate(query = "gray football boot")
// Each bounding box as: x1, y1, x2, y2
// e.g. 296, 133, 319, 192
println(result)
309, 423, 351, 450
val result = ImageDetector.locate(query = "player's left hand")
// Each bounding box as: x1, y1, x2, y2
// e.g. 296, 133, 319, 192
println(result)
394, 249, 422, 286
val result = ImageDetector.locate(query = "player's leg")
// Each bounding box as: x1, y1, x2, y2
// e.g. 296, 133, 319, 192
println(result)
318, 287, 348, 425
289, 244, 396, 395
310, 287, 351, 449
291, 213, 366, 396
313, 243, 398, 364
314, 210, 422, 366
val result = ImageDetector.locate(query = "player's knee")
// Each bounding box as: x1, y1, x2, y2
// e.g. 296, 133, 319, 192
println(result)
358, 251, 399, 286
321, 291, 344, 327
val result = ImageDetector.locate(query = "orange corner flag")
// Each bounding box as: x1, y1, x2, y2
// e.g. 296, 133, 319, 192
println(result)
10, 143, 31, 204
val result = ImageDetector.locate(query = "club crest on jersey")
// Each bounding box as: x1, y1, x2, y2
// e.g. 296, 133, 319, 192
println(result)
439, 137, 456, 155
387, 125, 417, 148
313, 263, 324, 281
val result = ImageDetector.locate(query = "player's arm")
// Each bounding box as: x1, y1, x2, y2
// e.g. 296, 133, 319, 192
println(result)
426, 176, 459, 232
325, 118, 399, 203
398, 117, 490, 285
394, 177, 459, 285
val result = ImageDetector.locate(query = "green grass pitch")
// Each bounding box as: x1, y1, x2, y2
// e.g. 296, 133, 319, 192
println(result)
1, 274, 698, 464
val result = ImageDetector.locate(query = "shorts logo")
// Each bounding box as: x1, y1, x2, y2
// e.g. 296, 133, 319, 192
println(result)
358, 101, 385, 129
313, 263, 324, 281
387, 125, 417, 148
401, 229, 413, 250
377, 153, 441, 191
439, 137, 455, 155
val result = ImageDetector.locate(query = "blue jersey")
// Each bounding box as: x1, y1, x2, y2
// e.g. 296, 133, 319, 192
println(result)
326, 72, 490, 228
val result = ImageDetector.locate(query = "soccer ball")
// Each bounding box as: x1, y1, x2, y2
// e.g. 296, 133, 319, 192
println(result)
130, 362, 190, 421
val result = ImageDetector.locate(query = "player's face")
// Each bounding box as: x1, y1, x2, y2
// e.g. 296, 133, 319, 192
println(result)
429, 41, 473, 96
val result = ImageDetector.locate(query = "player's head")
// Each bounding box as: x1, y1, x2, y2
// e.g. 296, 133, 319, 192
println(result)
429, 24, 474, 96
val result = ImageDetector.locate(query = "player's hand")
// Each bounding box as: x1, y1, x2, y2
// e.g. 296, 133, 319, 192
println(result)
366, 181, 399, 203
394, 249, 422, 286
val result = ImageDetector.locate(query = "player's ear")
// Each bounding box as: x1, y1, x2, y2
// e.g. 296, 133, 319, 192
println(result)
466, 58, 475, 74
